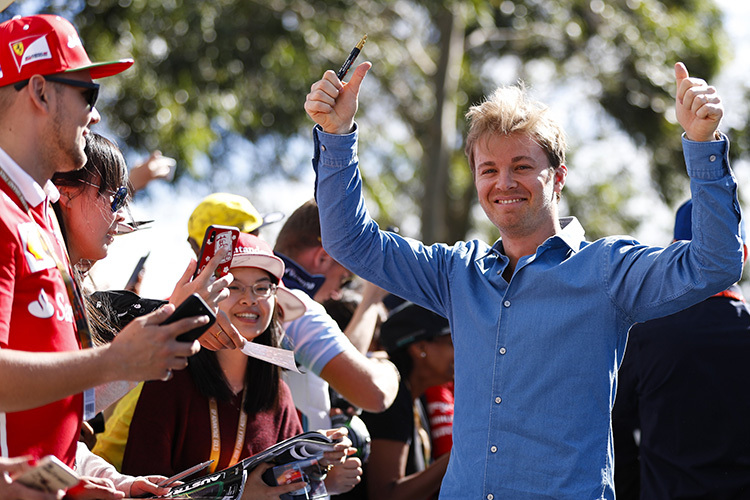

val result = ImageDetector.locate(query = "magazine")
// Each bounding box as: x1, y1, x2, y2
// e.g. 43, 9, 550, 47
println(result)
154, 431, 337, 500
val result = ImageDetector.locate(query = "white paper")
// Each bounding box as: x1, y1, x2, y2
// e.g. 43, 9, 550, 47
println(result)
240, 339, 300, 373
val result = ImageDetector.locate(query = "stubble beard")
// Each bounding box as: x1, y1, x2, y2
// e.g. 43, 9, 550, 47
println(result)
47, 99, 87, 176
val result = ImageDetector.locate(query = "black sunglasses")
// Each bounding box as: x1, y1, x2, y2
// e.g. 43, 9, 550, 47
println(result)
14, 75, 100, 109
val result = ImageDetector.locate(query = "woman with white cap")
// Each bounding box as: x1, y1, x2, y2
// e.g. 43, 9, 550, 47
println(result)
116, 233, 355, 497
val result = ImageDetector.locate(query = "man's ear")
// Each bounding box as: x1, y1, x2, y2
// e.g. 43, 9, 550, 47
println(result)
554, 164, 567, 194
311, 245, 333, 273
28, 75, 50, 112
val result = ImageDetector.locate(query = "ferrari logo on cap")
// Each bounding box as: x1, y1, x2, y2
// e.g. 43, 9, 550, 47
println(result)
10, 35, 51, 71
12, 41, 24, 57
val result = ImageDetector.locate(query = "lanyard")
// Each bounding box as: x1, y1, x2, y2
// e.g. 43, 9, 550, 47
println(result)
0, 166, 93, 349
0, 166, 96, 417
208, 390, 248, 473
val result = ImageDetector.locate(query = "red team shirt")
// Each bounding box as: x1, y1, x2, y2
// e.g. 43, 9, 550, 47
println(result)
0, 175, 82, 468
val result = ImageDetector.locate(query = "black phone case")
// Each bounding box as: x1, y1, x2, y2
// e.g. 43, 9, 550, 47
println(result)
161, 293, 216, 343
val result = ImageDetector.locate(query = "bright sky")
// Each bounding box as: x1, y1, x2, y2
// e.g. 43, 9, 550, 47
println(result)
90, 1, 750, 298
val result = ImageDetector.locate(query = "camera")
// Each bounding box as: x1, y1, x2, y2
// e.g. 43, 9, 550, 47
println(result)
330, 413, 371, 463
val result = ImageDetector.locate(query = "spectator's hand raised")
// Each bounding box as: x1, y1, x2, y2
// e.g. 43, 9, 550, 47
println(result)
305, 62, 371, 135
169, 247, 232, 310
675, 62, 723, 142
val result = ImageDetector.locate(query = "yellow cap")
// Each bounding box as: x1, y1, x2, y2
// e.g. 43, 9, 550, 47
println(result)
187, 193, 264, 244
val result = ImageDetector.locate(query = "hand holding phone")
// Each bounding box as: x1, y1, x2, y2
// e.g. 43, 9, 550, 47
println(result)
194, 225, 240, 279
161, 294, 216, 343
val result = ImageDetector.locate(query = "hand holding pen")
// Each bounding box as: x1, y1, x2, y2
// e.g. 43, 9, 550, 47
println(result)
337, 35, 367, 80
305, 37, 371, 135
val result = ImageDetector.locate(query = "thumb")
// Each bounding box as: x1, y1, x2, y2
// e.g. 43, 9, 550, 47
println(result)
345, 61, 371, 96
674, 62, 688, 86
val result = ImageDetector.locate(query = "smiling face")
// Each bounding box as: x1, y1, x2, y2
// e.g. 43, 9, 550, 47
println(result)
58, 179, 124, 265
221, 267, 276, 342
473, 132, 567, 243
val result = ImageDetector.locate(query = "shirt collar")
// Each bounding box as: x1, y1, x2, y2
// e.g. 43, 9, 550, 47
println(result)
275, 252, 326, 298
0, 146, 60, 206
481, 216, 587, 260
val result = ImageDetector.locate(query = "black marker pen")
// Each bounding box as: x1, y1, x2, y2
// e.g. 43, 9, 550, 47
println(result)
337, 34, 367, 80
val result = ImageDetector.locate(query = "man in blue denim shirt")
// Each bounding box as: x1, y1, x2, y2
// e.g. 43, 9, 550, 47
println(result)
303, 62, 743, 499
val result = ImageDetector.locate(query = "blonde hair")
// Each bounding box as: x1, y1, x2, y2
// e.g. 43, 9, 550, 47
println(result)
464, 84, 567, 173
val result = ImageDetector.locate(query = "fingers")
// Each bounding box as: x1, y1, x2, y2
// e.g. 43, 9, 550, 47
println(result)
198, 311, 243, 350
345, 62, 371, 96
175, 259, 197, 289
198, 246, 233, 282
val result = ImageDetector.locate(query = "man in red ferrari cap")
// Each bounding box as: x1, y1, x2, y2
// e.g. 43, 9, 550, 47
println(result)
0, 15, 208, 499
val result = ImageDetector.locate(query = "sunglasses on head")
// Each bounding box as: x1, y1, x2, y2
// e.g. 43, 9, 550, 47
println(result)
14, 75, 100, 109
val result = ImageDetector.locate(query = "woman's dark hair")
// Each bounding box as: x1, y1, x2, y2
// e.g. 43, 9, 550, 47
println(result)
51, 132, 131, 345
188, 304, 285, 414
52, 132, 130, 200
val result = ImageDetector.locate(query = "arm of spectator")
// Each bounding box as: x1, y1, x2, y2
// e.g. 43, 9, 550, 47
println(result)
319, 349, 399, 413
127, 151, 176, 192
62, 476, 123, 500
365, 439, 449, 500
75, 443, 169, 498
0, 456, 64, 500
0, 306, 204, 412
343, 281, 388, 354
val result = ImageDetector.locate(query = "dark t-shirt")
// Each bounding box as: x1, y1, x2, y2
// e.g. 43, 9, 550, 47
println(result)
613, 291, 750, 500
338, 380, 429, 499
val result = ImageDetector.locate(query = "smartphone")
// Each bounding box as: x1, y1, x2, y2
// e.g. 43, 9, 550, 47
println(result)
161, 293, 216, 343
124, 252, 150, 290
16, 455, 80, 492
194, 225, 240, 279
156, 459, 214, 488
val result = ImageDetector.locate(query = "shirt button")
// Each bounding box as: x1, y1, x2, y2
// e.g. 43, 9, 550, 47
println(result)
490, 445, 498, 453
321, 145, 327, 152
499, 347, 507, 355
495, 396, 502, 404
709, 154, 716, 162
503, 300, 511, 307
487, 494, 494, 500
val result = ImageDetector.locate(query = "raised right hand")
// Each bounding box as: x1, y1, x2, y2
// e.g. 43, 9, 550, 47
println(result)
304, 62, 371, 135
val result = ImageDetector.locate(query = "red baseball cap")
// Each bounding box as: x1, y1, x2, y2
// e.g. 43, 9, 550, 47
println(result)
0, 14, 133, 88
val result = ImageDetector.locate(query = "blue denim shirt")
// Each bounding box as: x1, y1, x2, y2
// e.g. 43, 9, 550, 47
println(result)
312, 126, 743, 500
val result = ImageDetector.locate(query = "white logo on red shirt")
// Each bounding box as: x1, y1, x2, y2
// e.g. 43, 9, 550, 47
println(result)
18, 222, 56, 273
28, 289, 55, 319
